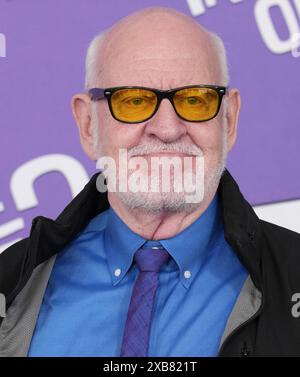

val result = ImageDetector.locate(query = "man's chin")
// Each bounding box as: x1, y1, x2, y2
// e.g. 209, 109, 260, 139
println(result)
115, 191, 203, 214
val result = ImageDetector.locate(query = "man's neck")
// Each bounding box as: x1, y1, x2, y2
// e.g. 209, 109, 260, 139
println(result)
107, 190, 217, 240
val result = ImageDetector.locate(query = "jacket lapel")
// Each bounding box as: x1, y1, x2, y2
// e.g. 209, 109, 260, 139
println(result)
1, 168, 264, 319
0, 168, 265, 356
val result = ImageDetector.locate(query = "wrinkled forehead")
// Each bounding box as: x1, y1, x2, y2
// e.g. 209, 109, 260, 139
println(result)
96, 20, 221, 89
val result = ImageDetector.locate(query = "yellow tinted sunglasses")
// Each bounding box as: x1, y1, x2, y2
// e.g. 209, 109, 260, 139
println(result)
88, 85, 228, 124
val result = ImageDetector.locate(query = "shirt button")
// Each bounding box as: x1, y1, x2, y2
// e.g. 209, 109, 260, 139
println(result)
114, 268, 121, 277
184, 270, 191, 279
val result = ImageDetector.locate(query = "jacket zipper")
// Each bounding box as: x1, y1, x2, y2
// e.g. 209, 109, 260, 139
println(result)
218, 287, 265, 357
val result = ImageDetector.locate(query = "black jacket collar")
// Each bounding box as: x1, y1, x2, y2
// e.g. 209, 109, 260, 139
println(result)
2, 168, 263, 306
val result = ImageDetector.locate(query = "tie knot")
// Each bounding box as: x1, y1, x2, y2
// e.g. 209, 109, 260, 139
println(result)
134, 245, 170, 272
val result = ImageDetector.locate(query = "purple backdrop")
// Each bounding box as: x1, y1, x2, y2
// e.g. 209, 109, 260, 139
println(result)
0, 0, 299, 249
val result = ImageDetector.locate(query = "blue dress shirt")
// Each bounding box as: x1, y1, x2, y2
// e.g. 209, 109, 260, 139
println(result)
28, 193, 248, 356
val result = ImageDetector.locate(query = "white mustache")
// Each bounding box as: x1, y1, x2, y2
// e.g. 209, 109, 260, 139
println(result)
127, 141, 204, 158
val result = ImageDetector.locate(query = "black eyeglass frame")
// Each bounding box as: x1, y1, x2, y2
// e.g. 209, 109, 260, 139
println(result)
88, 85, 228, 124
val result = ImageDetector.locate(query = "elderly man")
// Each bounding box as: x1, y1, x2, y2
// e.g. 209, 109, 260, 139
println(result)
0, 7, 300, 357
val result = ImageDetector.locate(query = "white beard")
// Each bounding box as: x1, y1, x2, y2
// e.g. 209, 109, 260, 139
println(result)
114, 136, 227, 214
92, 110, 228, 214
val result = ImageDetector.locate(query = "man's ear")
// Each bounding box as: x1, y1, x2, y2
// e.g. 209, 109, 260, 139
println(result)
225, 88, 241, 153
71, 93, 97, 160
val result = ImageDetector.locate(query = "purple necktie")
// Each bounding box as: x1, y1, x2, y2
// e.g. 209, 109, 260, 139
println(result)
120, 245, 170, 357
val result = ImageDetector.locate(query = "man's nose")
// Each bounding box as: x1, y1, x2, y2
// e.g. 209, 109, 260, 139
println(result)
144, 98, 187, 142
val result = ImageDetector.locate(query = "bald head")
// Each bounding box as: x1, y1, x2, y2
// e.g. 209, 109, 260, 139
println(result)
72, 6, 241, 227
85, 7, 229, 89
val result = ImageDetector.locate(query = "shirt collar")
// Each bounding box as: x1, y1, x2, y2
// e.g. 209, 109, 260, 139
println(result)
160, 192, 222, 288
84, 193, 222, 289
104, 207, 146, 286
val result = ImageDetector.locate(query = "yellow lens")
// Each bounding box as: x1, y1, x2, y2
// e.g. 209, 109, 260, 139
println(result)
111, 88, 157, 122
173, 87, 219, 121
